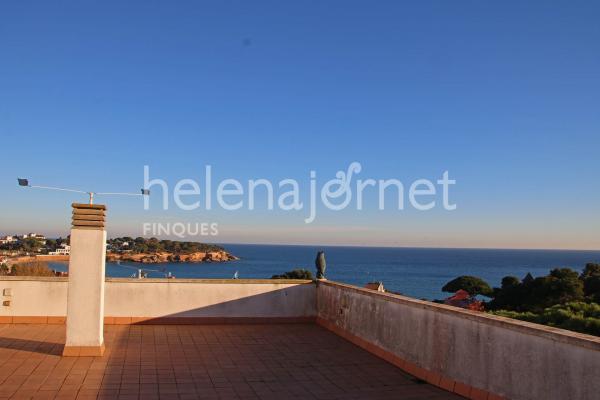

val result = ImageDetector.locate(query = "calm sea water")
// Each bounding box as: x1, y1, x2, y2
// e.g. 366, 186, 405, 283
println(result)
50, 244, 600, 300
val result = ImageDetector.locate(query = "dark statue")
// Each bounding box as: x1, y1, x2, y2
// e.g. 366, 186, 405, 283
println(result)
315, 251, 326, 279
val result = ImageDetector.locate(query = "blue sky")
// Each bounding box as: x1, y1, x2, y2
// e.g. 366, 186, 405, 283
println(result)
1, 1, 599, 249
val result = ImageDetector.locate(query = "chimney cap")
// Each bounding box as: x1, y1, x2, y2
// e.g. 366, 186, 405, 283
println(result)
72, 203, 106, 210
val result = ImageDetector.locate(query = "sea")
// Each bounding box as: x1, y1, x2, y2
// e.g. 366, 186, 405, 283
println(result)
49, 244, 600, 300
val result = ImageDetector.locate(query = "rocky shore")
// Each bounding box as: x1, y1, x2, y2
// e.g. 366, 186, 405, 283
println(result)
106, 250, 238, 264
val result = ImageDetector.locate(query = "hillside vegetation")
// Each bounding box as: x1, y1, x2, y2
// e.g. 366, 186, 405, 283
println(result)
107, 237, 224, 254
442, 263, 600, 336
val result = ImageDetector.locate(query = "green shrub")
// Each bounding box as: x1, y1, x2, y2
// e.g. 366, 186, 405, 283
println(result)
491, 302, 600, 336
581, 263, 600, 302
442, 276, 493, 297
271, 269, 314, 280
9, 261, 55, 277
489, 268, 585, 312
0, 263, 9, 275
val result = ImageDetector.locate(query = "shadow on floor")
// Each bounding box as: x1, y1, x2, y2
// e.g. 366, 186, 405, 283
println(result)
0, 326, 64, 356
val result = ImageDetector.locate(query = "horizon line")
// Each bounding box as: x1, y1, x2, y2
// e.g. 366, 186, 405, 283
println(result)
4, 231, 598, 253
216, 242, 600, 252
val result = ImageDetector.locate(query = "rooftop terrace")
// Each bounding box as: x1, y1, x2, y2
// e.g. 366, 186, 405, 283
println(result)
0, 323, 462, 400
1, 276, 599, 400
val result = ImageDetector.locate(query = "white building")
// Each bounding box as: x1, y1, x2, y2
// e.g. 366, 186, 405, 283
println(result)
50, 244, 70, 255
22, 233, 46, 240
0, 236, 16, 244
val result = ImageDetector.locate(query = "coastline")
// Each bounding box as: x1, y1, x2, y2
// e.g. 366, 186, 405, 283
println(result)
7, 255, 70, 265
3, 245, 599, 300
7, 251, 238, 265
106, 250, 238, 264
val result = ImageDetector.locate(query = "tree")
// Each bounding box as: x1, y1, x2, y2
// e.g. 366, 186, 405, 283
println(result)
20, 237, 42, 253
442, 276, 493, 297
581, 263, 600, 302
532, 268, 584, 308
271, 269, 314, 280
549, 268, 580, 281
45, 239, 57, 251
523, 272, 534, 284
489, 268, 587, 312
109, 237, 224, 255
501, 276, 520, 289
581, 263, 600, 280
490, 275, 527, 311
499, 268, 583, 312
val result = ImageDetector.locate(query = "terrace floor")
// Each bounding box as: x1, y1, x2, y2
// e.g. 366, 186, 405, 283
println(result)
0, 323, 462, 400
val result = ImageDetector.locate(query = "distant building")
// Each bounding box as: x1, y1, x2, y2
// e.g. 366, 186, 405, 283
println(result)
20, 233, 46, 240
0, 235, 17, 244
443, 290, 484, 311
364, 282, 385, 292
16, 233, 47, 247
50, 244, 70, 256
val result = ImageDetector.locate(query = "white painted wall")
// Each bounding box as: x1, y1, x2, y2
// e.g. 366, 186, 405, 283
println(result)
0, 277, 316, 318
0, 278, 68, 316
316, 281, 600, 400
105, 279, 315, 317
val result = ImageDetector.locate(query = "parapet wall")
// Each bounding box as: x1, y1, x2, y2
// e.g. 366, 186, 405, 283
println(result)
0, 277, 316, 323
104, 278, 315, 323
316, 280, 600, 400
3, 276, 599, 400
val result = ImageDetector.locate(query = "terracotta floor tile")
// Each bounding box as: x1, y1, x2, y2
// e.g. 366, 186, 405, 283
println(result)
32, 390, 59, 399
0, 323, 464, 399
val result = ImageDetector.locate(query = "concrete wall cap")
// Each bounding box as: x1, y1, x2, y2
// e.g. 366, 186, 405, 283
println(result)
106, 278, 315, 284
0, 276, 313, 285
0, 276, 69, 282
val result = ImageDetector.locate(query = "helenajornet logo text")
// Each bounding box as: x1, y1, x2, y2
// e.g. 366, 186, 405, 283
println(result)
143, 162, 456, 224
